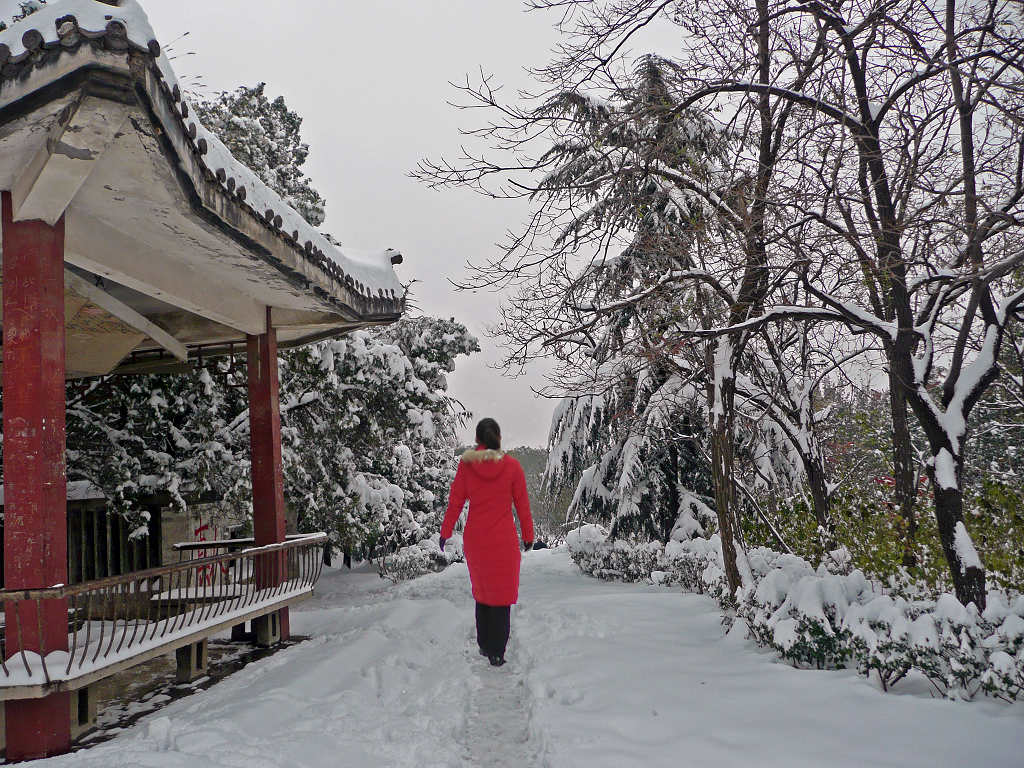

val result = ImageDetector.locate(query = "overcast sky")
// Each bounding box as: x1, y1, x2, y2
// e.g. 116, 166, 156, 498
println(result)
117, 0, 561, 448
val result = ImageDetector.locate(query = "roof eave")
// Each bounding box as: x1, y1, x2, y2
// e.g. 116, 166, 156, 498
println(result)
0, 42, 405, 326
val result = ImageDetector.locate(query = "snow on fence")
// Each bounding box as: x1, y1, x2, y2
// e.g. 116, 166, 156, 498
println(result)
566, 526, 1024, 701
0, 533, 327, 698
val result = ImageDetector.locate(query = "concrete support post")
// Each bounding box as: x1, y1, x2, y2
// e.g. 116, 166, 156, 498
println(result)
1, 191, 72, 759
69, 685, 98, 741
175, 639, 208, 683
253, 612, 282, 648
247, 308, 289, 641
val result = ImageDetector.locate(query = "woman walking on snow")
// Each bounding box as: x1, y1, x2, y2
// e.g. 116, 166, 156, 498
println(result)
439, 418, 533, 667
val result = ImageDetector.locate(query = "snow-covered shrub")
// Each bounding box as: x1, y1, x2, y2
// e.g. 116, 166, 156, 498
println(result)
838, 592, 1024, 700
744, 567, 1024, 698
661, 535, 730, 604
380, 534, 465, 582
568, 523, 678, 583
567, 525, 731, 604
740, 555, 1024, 698
568, 526, 1024, 700
741, 560, 866, 670
566, 525, 662, 582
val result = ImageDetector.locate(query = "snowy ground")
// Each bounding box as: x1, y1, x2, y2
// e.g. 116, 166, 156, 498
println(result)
34, 548, 1022, 767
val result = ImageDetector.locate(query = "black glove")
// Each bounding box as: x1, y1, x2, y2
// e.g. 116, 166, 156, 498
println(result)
523, 541, 533, 552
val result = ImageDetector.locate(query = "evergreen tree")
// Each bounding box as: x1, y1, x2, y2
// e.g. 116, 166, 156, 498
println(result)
279, 316, 478, 557
195, 83, 326, 227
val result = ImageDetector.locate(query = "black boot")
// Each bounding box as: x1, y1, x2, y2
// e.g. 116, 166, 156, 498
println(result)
488, 655, 506, 667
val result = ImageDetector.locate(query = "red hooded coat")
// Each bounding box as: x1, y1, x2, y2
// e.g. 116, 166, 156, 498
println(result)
441, 448, 534, 606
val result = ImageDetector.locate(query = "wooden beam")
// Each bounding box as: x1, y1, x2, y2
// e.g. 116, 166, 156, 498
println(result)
12, 95, 129, 226
64, 207, 268, 334
63, 269, 188, 362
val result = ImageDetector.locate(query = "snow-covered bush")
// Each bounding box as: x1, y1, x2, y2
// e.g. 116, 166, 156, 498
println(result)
568, 524, 731, 604
565, 524, 663, 582
379, 534, 464, 582
567, 527, 1024, 700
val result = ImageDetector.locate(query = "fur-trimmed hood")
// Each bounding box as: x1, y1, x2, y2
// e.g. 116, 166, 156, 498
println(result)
460, 449, 505, 463
460, 448, 508, 480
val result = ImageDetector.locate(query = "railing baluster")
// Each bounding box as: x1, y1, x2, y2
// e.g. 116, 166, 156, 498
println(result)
67, 593, 78, 676
313, 541, 325, 588
104, 586, 120, 661
36, 598, 51, 684
16, 607, 31, 678
81, 590, 93, 672
147, 575, 158, 641
201, 557, 213, 625
92, 588, 107, 664
119, 579, 137, 654
158, 572, 170, 639
172, 565, 187, 635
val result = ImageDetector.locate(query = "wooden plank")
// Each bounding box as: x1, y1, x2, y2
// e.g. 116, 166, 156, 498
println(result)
63, 270, 188, 362
65, 208, 268, 336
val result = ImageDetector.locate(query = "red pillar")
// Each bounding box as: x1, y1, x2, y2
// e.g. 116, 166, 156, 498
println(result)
2, 191, 72, 759
247, 308, 289, 639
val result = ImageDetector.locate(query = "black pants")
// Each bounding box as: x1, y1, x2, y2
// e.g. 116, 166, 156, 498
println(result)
475, 602, 511, 659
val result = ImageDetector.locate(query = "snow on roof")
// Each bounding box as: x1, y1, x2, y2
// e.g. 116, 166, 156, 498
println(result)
0, 480, 106, 506
0, 0, 404, 307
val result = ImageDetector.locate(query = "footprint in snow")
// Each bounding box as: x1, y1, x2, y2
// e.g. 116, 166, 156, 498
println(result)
458, 648, 540, 768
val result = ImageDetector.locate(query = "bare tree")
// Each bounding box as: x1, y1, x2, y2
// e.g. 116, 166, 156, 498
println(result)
670, 0, 1024, 608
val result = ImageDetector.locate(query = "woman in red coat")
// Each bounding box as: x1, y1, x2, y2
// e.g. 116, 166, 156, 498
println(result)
439, 418, 533, 667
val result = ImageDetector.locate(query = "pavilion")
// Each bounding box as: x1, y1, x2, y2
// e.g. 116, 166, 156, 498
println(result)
0, 0, 404, 759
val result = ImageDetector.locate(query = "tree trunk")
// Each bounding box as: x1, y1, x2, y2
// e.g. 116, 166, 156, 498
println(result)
661, 443, 681, 543
804, 457, 832, 535
709, 356, 743, 596
887, 361, 918, 567
931, 478, 986, 610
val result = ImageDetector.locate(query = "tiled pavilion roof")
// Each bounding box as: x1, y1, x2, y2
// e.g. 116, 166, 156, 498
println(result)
0, 0, 405, 374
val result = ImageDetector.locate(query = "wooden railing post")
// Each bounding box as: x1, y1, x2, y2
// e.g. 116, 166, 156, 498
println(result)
1, 191, 72, 759
247, 308, 289, 641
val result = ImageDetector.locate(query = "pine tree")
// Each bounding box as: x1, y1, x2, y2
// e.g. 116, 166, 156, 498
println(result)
278, 316, 478, 557
195, 83, 326, 227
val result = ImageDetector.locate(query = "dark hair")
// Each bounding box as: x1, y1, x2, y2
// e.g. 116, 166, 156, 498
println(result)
475, 418, 501, 451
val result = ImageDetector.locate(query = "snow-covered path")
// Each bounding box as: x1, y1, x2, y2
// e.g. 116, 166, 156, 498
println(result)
35, 549, 1022, 767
